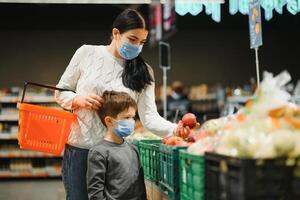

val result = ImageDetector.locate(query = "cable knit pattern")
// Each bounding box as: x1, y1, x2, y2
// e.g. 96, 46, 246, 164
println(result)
55, 45, 176, 149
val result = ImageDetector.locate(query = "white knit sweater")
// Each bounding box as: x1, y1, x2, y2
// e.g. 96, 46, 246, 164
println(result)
55, 45, 176, 149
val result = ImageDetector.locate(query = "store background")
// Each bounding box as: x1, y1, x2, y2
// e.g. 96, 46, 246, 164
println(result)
0, 2, 300, 200
0, 3, 299, 88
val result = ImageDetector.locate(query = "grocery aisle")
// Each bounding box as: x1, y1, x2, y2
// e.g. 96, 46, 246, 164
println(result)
0, 1, 299, 200
0, 180, 65, 200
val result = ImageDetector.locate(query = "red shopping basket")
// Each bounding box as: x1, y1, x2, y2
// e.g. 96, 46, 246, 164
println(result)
17, 82, 77, 155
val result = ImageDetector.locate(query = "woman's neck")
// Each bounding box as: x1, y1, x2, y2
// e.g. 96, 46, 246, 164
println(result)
106, 41, 123, 60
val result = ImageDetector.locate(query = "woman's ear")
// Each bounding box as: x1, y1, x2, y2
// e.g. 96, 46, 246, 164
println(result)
112, 28, 119, 40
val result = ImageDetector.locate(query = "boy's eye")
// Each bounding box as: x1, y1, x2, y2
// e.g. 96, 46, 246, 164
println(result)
125, 117, 135, 120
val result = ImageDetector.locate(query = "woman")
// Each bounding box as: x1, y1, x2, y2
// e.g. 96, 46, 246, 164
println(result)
55, 9, 188, 200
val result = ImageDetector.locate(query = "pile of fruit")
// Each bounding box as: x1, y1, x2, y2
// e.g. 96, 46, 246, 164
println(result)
161, 113, 199, 146
161, 113, 219, 155
216, 71, 300, 158
160, 71, 300, 158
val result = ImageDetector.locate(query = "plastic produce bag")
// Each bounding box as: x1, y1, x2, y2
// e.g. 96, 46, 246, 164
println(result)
216, 71, 300, 159
248, 71, 291, 118
187, 136, 217, 155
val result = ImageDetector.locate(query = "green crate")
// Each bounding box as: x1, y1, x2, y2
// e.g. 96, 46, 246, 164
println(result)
162, 189, 178, 200
139, 139, 161, 183
159, 144, 187, 200
179, 150, 205, 200
132, 139, 140, 153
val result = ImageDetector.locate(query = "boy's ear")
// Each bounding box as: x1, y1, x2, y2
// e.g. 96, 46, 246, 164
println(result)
104, 116, 115, 127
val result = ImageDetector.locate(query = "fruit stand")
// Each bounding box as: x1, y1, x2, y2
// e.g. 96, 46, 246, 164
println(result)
131, 71, 300, 200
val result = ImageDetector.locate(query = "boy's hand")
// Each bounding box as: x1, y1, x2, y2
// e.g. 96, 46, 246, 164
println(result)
72, 94, 103, 110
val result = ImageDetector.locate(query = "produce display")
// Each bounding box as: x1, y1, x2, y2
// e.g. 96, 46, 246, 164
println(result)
187, 137, 216, 155
161, 136, 188, 146
126, 130, 162, 143
199, 117, 230, 135
161, 113, 200, 146
186, 117, 230, 155
132, 71, 300, 160
216, 71, 300, 158
159, 112, 226, 156
131, 71, 300, 200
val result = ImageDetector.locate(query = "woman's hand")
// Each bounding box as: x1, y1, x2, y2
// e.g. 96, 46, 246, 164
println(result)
174, 120, 200, 139
174, 120, 190, 139
72, 94, 103, 110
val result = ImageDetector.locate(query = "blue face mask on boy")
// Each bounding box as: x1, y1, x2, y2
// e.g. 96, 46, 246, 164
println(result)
118, 34, 143, 60
113, 119, 135, 138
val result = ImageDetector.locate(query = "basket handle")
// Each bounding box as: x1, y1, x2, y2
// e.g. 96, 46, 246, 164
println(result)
21, 81, 75, 103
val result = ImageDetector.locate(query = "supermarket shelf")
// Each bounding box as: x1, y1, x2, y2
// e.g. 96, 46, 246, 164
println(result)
0, 115, 18, 121
23, 96, 56, 103
156, 94, 217, 102
0, 96, 19, 103
0, 93, 62, 180
227, 96, 252, 104
0, 133, 18, 140
190, 94, 217, 101
0, 96, 55, 103
0, 169, 61, 178
0, 151, 62, 158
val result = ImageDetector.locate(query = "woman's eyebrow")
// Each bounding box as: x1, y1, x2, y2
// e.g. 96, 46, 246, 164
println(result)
128, 35, 147, 42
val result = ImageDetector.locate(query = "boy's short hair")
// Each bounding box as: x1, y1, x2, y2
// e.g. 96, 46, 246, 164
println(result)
98, 91, 137, 127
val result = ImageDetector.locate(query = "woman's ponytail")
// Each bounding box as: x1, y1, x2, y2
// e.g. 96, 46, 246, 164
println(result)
122, 55, 153, 93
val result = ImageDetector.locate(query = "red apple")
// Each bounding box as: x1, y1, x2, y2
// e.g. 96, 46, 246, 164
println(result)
182, 113, 197, 129
162, 136, 184, 146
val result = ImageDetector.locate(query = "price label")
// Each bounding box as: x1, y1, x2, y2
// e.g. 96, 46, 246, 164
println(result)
249, 0, 263, 49
182, 168, 187, 184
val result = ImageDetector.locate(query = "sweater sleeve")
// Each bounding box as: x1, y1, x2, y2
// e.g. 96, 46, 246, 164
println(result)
54, 45, 87, 110
87, 149, 107, 200
137, 67, 177, 137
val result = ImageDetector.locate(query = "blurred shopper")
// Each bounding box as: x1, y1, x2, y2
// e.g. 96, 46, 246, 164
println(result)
167, 81, 192, 122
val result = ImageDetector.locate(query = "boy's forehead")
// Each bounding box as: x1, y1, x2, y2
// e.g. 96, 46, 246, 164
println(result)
117, 107, 136, 117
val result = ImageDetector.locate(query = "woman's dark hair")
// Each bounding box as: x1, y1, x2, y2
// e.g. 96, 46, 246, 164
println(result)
112, 9, 154, 93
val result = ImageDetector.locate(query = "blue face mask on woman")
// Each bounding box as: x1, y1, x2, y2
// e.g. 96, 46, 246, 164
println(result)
113, 118, 135, 138
118, 34, 143, 60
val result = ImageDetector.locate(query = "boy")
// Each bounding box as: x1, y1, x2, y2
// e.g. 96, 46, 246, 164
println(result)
87, 91, 147, 200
